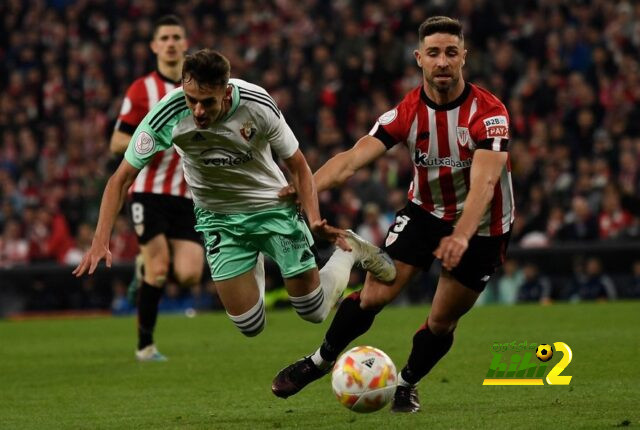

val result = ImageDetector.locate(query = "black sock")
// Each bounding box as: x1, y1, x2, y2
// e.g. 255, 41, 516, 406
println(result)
319, 292, 381, 362
137, 281, 164, 350
401, 325, 454, 385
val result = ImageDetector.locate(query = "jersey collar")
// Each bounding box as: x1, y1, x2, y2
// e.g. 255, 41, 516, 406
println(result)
155, 69, 181, 85
420, 82, 471, 111
218, 82, 240, 122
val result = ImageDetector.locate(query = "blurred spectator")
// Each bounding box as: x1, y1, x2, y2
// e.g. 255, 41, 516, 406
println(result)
355, 202, 391, 247
110, 215, 138, 263
495, 259, 525, 305
598, 183, 633, 240
0, 219, 29, 267
571, 257, 617, 301
557, 196, 599, 241
517, 263, 553, 304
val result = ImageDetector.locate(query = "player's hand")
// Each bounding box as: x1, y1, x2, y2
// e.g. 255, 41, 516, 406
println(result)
433, 233, 468, 271
72, 242, 113, 277
309, 219, 352, 252
278, 184, 298, 203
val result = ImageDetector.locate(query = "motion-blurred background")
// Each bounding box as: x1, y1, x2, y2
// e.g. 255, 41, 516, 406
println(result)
1, 0, 639, 318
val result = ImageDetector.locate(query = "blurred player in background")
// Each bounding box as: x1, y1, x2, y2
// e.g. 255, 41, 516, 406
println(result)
110, 15, 204, 362
272, 16, 514, 413
75, 49, 395, 346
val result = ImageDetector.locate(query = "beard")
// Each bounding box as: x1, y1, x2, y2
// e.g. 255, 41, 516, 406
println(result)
426, 73, 459, 94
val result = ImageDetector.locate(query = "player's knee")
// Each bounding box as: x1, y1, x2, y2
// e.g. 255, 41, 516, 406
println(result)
173, 270, 201, 287
145, 262, 169, 286
428, 317, 457, 336
228, 300, 266, 337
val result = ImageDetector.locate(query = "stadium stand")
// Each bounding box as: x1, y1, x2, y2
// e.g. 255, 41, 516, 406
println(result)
1, 0, 639, 316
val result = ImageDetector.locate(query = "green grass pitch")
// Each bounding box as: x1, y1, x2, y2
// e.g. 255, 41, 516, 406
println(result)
1, 301, 638, 429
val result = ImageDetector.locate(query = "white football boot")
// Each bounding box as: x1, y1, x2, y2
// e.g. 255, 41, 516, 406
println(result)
135, 344, 168, 362
345, 230, 396, 282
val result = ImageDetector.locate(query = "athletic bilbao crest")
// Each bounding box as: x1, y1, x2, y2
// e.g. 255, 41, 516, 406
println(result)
240, 120, 257, 141
457, 127, 470, 147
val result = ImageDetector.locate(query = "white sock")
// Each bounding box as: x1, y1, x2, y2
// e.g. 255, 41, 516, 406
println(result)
397, 371, 415, 387
254, 253, 265, 299
227, 298, 266, 337
318, 248, 356, 309
290, 285, 326, 323
310, 347, 334, 371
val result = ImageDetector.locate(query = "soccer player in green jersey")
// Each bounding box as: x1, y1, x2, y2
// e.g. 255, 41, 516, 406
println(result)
74, 49, 396, 337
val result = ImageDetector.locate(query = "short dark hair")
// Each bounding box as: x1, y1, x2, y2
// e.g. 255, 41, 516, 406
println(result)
418, 16, 463, 42
182, 49, 230, 88
153, 14, 185, 37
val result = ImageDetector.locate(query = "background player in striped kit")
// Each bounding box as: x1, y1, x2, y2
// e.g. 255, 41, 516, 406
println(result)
110, 15, 204, 362
271, 16, 514, 413
75, 49, 396, 351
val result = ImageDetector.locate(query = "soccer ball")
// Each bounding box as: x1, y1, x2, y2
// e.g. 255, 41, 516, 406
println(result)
331, 346, 397, 413
536, 344, 553, 362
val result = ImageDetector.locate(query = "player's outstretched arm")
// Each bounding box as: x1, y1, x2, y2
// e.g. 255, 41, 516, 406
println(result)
72, 160, 140, 276
434, 149, 508, 270
314, 135, 387, 192
277, 135, 387, 200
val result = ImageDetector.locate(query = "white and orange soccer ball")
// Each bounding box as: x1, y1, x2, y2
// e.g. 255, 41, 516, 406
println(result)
331, 346, 397, 413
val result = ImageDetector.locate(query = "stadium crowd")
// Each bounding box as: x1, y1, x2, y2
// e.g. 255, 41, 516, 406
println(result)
1, 0, 639, 307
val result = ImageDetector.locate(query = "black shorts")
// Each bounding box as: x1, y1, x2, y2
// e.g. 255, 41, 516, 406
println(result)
128, 193, 201, 245
383, 201, 511, 292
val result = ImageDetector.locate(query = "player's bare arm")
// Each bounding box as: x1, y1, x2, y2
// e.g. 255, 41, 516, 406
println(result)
314, 135, 387, 192
434, 149, 508, 270
278, 135, 387, 200
109, 130, 132, 155
72, 160, 140, 277
283, 149, 349, 250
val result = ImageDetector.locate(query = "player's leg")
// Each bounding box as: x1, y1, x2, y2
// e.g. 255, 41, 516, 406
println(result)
258, 208, 354, 324
169, 239, 204, 287
281, 248, 359, 324
392, 232, 511, 413
271, 201, 435, 398
166, 195, 205, 288
391, 271, 478, 413
136, 234, 171, 361
215, 267, 266, 337
271, 262, 419, 398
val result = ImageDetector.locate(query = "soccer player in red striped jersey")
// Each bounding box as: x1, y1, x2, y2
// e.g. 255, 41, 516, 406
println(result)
110, 15, 204, 362
272, 16, 514, 412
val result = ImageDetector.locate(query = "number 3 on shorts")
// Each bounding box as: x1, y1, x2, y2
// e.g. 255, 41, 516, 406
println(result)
393, 215, 410, 233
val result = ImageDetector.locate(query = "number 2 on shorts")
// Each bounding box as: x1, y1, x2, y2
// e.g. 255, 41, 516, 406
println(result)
207, 231, 221, 255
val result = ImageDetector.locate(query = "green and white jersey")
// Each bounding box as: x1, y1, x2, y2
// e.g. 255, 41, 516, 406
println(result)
124, 78, 299, 213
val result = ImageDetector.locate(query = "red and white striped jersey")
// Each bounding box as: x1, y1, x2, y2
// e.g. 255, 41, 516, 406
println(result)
370, 83, 514, 236
115, 70, 190, 198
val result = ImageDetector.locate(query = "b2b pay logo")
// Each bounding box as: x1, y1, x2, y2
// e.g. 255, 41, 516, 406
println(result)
482, 341, 573, 386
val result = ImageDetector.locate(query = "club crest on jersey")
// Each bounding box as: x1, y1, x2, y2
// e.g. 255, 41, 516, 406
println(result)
240, 120, 257, 141
457, 127, 470, 147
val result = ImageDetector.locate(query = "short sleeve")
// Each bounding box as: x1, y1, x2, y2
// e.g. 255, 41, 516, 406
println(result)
368, 95, 413, 149
115, 80, 148, 135
264, 109, 299, 160
469, 103, 510, 152
124, 91, 186, 169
